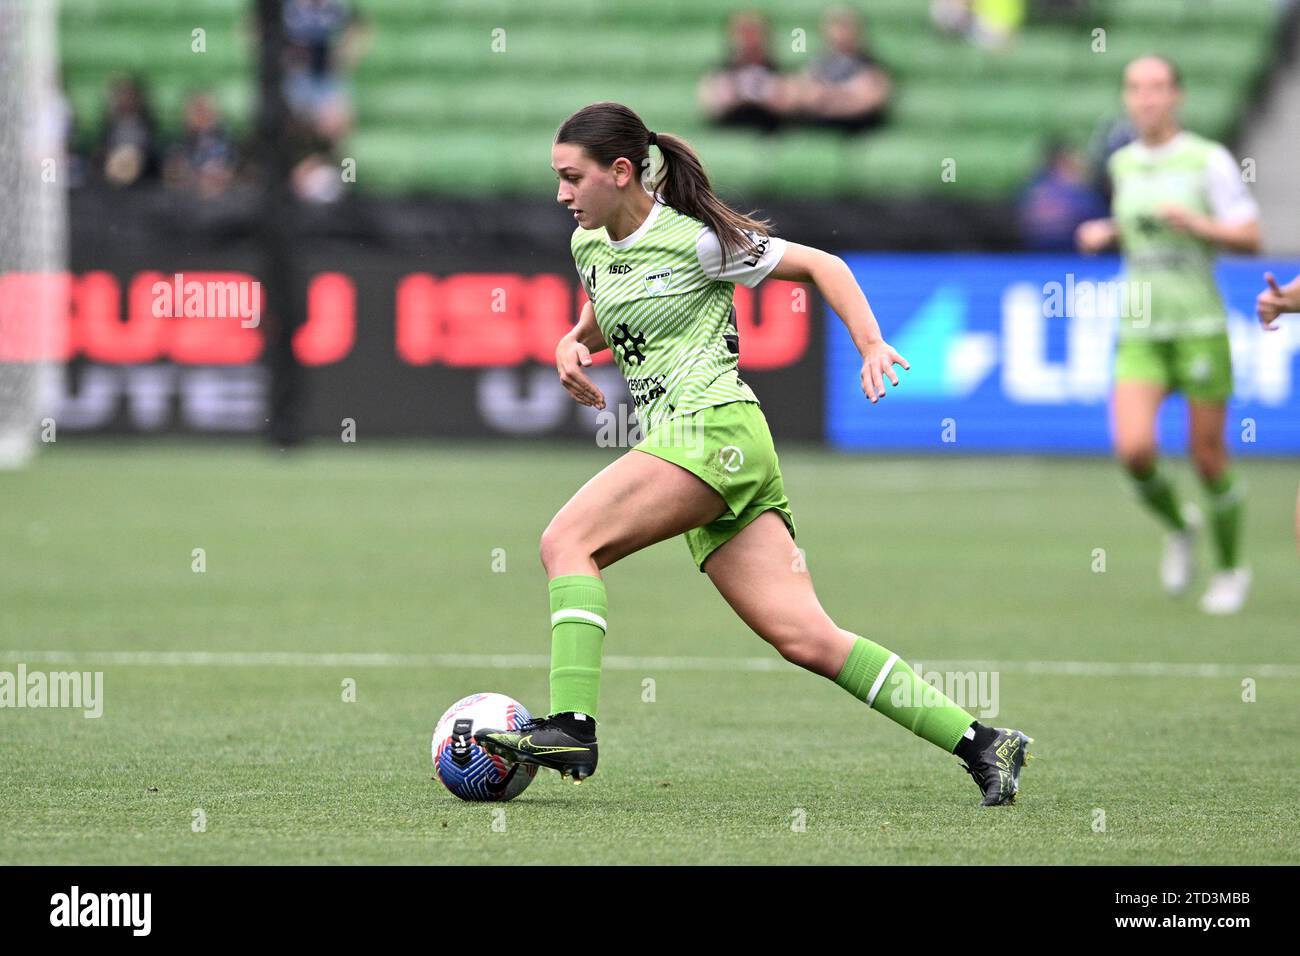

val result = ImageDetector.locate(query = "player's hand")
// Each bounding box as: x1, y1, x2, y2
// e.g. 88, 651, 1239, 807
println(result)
1256, 272, 1294, 331
1075, 218, 1115, 254
860, 339, 909, 404
1158, 203, 1207, 237
556, 337, 606, 409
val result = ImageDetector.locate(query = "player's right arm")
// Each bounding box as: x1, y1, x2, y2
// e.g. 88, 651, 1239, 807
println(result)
556, 299, 608, 410
1075, 217, 1119, 254
1077, 151, 1121, 254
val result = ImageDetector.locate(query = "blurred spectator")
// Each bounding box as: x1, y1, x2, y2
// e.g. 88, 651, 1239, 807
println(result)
281, 0, 367, 144
786, 6, 891, 134
1017, 142, 1108, 251
931, 0, 1026, 52
284, 110, 345, 204
699, 11, 785, 134
97, 74, 159, 187
164, 92, 239, 199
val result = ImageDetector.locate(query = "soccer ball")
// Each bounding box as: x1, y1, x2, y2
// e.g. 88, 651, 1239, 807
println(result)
432, 692, 538, 801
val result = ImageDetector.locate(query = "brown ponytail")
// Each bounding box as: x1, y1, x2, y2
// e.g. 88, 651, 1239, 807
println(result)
555, 101, 773, 266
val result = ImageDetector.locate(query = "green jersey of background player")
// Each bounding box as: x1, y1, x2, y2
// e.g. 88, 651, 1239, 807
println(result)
1077, 55, 1261, 614
474, 101, 1034, 806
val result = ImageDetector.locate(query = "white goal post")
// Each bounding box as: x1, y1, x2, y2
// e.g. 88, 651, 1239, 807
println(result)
0, 0, 67, 468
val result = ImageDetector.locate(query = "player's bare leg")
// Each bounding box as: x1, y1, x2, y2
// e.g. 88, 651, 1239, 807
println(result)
478, 449, 728, 782
1189, 399, 1249, 613
1112, 381, 1201, 594
1111, 380, 1165, 478
540, 447, 727, 578
703, 510, 850, 677
704, 511, 1032, 806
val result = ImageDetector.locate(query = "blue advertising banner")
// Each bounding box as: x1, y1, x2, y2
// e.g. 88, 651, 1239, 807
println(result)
826, 254, 1300, 453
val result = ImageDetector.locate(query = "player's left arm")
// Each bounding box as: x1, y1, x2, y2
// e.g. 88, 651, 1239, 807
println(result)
1159, 145, 1261, 253
769, 241, 908, 403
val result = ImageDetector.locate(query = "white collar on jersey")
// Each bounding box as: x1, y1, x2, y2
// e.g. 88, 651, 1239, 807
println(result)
606, 193, 666, 249
1129, 130, 1188, 162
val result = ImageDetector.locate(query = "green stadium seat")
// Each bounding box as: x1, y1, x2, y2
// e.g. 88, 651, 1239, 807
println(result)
59, 0, 1285, 199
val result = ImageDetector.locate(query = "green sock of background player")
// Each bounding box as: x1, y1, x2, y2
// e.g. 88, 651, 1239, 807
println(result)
1130, 462, 1187, 530
1203, 470, 1244, 568
835, 634, 981, 754
548, 574, 607, 719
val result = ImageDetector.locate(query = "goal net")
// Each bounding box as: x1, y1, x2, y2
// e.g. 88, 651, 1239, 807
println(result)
0, 0, 66, 468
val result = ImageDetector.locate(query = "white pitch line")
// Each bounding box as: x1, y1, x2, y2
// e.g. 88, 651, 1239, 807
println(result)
0, 650, 1296, 679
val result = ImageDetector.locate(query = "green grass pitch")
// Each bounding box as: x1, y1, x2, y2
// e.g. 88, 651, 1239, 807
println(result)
1, 443, 1297, 864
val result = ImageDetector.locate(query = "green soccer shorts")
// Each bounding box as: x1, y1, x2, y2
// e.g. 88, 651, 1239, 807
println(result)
1113, 333, 1234, 402
634, 401, 797, 572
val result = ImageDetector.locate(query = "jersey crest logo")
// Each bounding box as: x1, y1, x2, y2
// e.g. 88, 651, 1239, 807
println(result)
644, 267, 673, 296
610, 323, 647, 365
1134, 215, 1161, 236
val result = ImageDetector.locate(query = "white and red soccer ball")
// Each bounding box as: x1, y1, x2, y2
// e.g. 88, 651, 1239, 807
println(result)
432, 692, 537, 801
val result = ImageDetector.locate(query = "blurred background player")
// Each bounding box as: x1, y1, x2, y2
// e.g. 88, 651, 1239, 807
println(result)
1076, 55, 1260, 615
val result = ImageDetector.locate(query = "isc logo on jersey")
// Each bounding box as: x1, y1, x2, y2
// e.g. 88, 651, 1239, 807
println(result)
644, 268, 673, 296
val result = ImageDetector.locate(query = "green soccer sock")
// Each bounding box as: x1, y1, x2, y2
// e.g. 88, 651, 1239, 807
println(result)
1202, 470, 1244, 569
548, 574, 608, 720
1130, 462, 1187, 531
835, 634, 975, 753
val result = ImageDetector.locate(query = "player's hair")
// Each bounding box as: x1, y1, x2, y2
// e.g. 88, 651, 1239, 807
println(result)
555, 101, 773, 265
1127, 53, 1182, 89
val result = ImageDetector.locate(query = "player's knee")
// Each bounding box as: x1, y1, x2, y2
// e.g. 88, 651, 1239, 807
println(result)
539, 517, 602, 574
1192, 441, 1226, 481
538, 521, 575, 572
763, 614, 838, 672
1116, 442, 1156, 476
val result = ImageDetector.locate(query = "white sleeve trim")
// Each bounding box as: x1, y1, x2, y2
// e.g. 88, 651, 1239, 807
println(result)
1204, 144, 1260, 226
696, 227, 788, 288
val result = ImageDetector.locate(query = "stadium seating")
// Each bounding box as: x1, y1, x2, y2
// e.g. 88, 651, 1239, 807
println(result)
58, 0, 1282, 199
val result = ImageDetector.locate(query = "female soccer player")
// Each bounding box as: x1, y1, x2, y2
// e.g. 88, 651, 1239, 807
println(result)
476, 101, 1032, 806
1076, 55, 1260, 614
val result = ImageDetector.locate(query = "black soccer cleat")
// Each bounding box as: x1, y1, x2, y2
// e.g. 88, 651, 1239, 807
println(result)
474, 712, 599, 784
959, 727, 1034, 806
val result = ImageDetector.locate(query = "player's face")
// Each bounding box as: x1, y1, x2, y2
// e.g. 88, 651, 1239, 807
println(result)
1122, 58, 1181, 135
552, 142, 629, 230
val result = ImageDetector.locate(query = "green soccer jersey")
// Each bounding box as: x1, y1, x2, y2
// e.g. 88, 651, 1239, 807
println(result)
1108, 131, 1258, 340
571, 198, 788, 433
